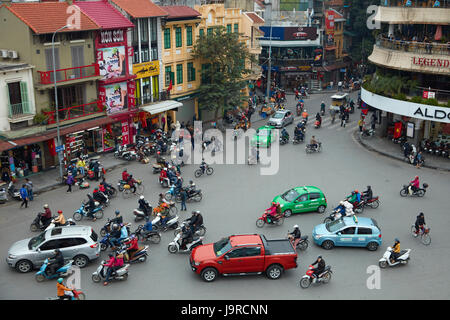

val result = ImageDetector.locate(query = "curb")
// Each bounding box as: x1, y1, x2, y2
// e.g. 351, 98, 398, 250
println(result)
353, 131, 450, 173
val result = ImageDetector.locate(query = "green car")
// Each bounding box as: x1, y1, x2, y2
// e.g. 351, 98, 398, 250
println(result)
272, 186, 327, 217
251, 125, 276, 148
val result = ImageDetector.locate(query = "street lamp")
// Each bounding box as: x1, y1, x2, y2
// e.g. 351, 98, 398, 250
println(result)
52, 24, 71, 181
264, 1, 273, 104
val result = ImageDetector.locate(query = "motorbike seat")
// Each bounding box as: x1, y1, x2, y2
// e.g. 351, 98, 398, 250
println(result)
301, 235, 308, 240
398, 250, 408, 257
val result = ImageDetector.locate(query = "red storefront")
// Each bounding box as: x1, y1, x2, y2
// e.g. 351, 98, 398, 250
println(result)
76, 1, 136, 149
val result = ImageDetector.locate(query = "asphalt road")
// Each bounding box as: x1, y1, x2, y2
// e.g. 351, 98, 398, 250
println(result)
1, 91, 449, 300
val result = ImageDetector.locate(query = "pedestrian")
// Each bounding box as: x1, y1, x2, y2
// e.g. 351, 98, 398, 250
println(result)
66, 172, 74, 193
19, 184, 28, 208
180, 188, 187, 211
93, 161, 100, 181
25, 178, 33, 201
415, 151, 423, 169
358, 117, 365, 132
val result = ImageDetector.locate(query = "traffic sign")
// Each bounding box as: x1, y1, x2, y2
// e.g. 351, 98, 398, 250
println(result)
55, 145, 64, 153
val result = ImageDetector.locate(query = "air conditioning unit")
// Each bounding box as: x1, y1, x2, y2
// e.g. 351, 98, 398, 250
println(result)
8, 51, 18, 59
0, 49, 8, 58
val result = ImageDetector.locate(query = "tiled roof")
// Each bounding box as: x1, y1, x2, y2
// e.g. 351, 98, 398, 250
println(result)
161, 5, 201, 20
245, 12, 264, 24
75, 1, 134, 29
3, 2, 99, 34
110, 0, 168, 18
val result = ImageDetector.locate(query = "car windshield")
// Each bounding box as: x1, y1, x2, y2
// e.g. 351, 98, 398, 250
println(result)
257, 129, 270, 137
28, 232, 46, 250
214, 238, 232, 257
325, 219, 347, 233
281, 189, 300, 202
273, 113, 284, 119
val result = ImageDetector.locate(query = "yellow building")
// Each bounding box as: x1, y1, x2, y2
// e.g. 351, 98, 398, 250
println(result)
160, 6, 202, 124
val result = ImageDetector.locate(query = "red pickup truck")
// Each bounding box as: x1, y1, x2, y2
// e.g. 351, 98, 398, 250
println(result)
189, 234, 298, 282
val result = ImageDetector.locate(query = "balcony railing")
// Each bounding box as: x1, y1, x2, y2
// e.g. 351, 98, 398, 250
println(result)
380, 0, 449, 8
8, 101, 33, 118
136, 91, 171, 107
43, 100, 103, 124
38, 64, 100, 85
376, 35, 450, 56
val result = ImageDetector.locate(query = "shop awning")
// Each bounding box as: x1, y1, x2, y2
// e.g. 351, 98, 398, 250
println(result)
140, 100, 183, 115
323, 61, 350, 71
0, 116, 114, 152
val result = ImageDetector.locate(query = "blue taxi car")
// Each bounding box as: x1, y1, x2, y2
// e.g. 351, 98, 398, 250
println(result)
312, 216, 382, 251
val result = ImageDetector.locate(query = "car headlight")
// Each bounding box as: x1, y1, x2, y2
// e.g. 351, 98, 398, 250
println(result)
314, 235, 323, 240
194, 261, 200, 266
8, 254, 17, 259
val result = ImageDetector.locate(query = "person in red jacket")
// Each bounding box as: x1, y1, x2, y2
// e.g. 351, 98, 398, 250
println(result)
409, 176, 420, 194
122, 169, 130, 182
265, 202, 278, 223
124, 235, 139, 261
103, 253, 124, 286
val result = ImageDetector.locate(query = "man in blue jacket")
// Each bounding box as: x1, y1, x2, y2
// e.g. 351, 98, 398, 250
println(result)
20, 184, 28, 208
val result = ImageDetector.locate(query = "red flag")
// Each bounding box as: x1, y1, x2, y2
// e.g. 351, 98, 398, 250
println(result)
393, 122, 403, 139
167, 79, 173, 92
47, 139, 56, 157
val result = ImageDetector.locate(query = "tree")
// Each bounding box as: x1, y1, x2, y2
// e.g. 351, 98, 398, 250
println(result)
192, 26, 256, 123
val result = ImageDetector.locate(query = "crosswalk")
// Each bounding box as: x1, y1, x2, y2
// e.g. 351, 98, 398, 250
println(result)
290, 115, 360, 133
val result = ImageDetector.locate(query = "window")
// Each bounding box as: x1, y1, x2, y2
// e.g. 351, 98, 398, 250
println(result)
45, 47, 61, 81
39, 239, 61, 251
234, 23, 239, 33
140, 19, 149, 43
176, 64, 183, 84
309, 193, 321, 200
186, 26, 193, 46
226, 248, 247, 258
175, 27, 182, 48
164, 28, 171, 49
58, 238, 77, 249
227, 24, 232, 33
341, 227, 356, 235
207, 27, 213, 36
72, 238, 88, 246
201, 63, 211, 84
296, 195, 308, 202
187, 62, 195, 82
242, 247, 261, 257
357, 228, 373, 235
165, 66, 173, 86
199, 29, 204, 38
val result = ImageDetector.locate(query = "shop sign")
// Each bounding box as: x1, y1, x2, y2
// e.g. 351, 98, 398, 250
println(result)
55, 145, 64, 153
102, 81, 129, 115
298, 66, 312, 71
413, 106, 450, 121
422, 91, 435, 99
412, 57, 450, 68
325, 10, 335, 31
97, 46, 126, 80
100, 30, 124, 45
121, 121, 129, 145
132, 61, 160, 79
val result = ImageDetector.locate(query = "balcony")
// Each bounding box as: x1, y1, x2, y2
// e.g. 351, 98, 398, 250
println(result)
37, 64, 100, 87
380, 0, 449, 8
8, 101, 34, 122
260, 56, 315, 67
136, 91, 171, 107
376, 35, 449, 56
373, 4, 450, 24
43, 100, 104, 125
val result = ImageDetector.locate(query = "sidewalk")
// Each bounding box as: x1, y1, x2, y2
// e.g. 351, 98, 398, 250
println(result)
354, 131, 450, 172
13, 152, 128, 195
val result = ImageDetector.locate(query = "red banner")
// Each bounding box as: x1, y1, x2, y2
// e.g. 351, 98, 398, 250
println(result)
47, 139, 56, 157
393, 122, 403, 139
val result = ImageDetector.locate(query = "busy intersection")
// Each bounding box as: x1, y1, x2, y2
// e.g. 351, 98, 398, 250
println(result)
1, 91, 449, 300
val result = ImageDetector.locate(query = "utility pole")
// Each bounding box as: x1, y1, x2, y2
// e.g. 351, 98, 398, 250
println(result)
265, 1, 273, 103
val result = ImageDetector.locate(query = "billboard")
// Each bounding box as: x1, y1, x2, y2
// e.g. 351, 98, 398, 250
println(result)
97, 46, 127, 80
100, 81, 129, 115
260, 26, 318, 41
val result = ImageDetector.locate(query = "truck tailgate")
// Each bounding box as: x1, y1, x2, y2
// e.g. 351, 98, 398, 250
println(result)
261, 235, 296, 255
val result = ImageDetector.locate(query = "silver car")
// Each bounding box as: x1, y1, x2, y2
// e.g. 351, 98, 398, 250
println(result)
6, 226, 100, 273
268, 110, 294, 128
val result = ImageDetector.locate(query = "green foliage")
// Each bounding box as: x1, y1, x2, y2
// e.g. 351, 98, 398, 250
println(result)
424, 98, 440, 106
411, 96, 424, 104
33, 113, 48, 125
192, 26, 255, 121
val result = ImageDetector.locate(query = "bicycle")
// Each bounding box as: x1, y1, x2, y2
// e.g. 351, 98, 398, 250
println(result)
122, 179, 145, 199
410, 225, 431, 246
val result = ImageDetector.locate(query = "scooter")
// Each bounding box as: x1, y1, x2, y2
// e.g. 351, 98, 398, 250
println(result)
287, 233, 309, 251
72, 201, 104, 221
305, 142, 322, 153
279, 135, 289, 145
114, 145, 137, 161
30, 213, 53, 232
133, 224, 162, 244
361, 128, 375, 138
100, 219, 131, 237
174, 221, 207, 237
133, 207, 152, 222
167, 233, 204, 254
293, 133, 305, 144
91, 260, 130, 283
47, 289, 86, 300
175, 188, 202, 203
35, 259, 74, 282
399, 183, 428, 197
378, 247, 411, 268
7, 182, 21, 201
164, 185, 180, 201
151, 213, 179, 232
299, 265, 332, 289
159, 175, 170, 188
256, 212, 284, 228
314, 120, 321, 129
116, 244, 149, 263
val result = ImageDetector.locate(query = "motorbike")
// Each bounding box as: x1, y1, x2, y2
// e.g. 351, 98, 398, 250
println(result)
159, 174, 171, 188
293, 133, 305, 144
116, 243, 149, 263
299, 265, 332, 289
152, 154, 168, 174
99, 233, 120, 251
399, 183, 428, 197
6, 182, 21, 201
175, 188, 202, 203
305, 142, 322, 153
44, 217, 76, 231
314, 120, 321, 129
279, 135, 289, 145
72, 201, 104, 221
363, 196, 380, 209
194, 163, 214, 178
102, 183, 117, 198
114, 144, 137, 161
93, 191, 109, 208
361, 128, 375, 138
164, 185, 181, 201
133, 224, 162, 244
121, 179, 145, 198
167, 233, 204, 254
152, 201, 178, 217
411, 225, 431, 246
392, 136, 406, 145
296, 102, 304, 116
378, 247, 411, 268
133, 206, 152, 222
30, 213, 53, 232
48, 289, 86, 300
323, 209, 345, 223
151, 213, 179, 232
100, 218, 131, 237
287, 233, 309, 251
35, 258, 73, 282
86, 159, 105, 181
91, 260, 130, 283
174, 221, 207, 237
256, 212, 284, 228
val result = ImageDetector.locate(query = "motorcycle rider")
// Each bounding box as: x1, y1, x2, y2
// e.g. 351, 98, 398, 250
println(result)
265, 202, 278, 224
57, 278, 73, 300
320, 101, 326, 115
302, 109, 308, 122
179, 225, 194, 250
362, 186, 373, 202
138, 195, 151, 219
288, 225, 302, 248
41, 204, 52, 227
93, 188, 108, 206
332, 201, 346, 219
48, 249, 65, 275
110, 224, 122, 247
123, 234, 139, 261
187, 180, 197, 197
103, 253, 124, 286
85, 194, 97, 221
409, 176, 420, 194
315, 113, 322, 127
294, 125, 304, 141
281, 128, 289, 142
200, 158, 207, 174
53, 210, 66, 227
343, 200, 354, 217
311, 256, 326, 282
348, 190, 361, 205
111, 210, 123, 225
122, 169, 130, 183
414, 212, 426, 235
127, 175, 138, 194
309, 136, 318, 150
186, 210, 204, 234
390, 238, 401, 263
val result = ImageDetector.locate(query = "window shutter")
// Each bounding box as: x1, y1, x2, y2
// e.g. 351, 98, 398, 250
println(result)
20, 82, 29, 113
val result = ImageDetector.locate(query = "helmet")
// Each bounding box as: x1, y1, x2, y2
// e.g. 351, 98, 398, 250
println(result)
271, 202, 275, 206
419, 212, 424, 217
355, 189, 359, 193
108, 253, 114, 258
115, 210, 120, 215
43, 204, 49, 209
124, 169, 127, 172
415, 176, 419, 179
189, 180, 193, 184
57, 278, 63, 284
294, 225, 299, 229
367, 186, 371, 189
58, 210, 63, 214
112, 224, 119, 230
339, 201, 344, 205
395, 238, 400, 243
317, 256, 322, 260
140, 195, 145, 200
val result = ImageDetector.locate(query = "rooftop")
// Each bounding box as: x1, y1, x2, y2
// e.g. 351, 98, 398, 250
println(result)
161, 5, 201, 20
245, 12, 264, 24
110, 0, 168, 18
75, 1, 134, 29
0, 63, 33, 72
